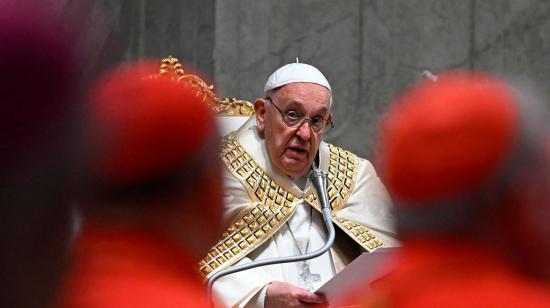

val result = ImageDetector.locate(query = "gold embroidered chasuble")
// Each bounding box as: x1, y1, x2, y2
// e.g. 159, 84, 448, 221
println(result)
199, 118, 395, 280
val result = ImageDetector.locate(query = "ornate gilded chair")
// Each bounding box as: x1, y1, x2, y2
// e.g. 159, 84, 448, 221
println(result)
157, 56, 254, 135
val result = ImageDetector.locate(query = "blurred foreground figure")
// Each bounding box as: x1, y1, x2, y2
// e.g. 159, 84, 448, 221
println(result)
58, 62, 223, 308
0, 3, 85, 307
336, 71, 550, 307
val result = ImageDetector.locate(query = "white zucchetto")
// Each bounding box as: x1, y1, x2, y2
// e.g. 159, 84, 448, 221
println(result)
264, 62, 332, 94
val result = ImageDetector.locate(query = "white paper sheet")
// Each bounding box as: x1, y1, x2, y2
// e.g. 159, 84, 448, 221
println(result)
315, 248, 398, 305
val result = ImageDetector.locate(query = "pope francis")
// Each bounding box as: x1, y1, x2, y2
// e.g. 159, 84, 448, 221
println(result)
200, 62, 397, 307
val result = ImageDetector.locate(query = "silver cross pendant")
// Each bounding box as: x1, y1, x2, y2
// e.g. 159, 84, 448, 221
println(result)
300, 263, 321, 292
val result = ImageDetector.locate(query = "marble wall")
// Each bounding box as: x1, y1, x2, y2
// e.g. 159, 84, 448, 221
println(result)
214, 0, 550, 157
39, 0, 550, 157
39, 0, 215, 78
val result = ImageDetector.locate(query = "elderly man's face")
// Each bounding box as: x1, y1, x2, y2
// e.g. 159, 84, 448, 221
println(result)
255, 82, 331, 177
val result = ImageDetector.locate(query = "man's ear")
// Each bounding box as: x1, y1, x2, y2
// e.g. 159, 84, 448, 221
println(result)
255, 98, 267, 134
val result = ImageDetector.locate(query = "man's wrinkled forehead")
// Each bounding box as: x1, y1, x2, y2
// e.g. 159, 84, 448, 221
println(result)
270, 83, 331, 109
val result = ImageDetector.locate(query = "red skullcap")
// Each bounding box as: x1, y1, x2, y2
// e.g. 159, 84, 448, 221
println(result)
378, 71, 519, 205
88, 61, 216, 186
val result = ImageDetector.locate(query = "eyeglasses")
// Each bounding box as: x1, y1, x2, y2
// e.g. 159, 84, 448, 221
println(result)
266, 97, 334, 134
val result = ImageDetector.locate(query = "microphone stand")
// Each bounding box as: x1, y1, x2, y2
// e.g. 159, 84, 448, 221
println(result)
206, 165, 335, 307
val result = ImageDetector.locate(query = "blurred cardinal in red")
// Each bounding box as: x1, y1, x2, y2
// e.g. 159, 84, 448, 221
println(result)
57, 61, 223, 308
334, 71, 550, 307
0, 2, 86, 307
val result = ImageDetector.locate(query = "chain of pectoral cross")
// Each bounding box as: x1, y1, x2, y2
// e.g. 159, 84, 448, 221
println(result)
286, 206, 321, 292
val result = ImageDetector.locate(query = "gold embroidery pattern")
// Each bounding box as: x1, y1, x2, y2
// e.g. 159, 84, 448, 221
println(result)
302, 195, 383, 252
199, 134, 298, 278
326, 144, 358, 211
322, 144, 383, 251
333, 216, 384, 251
199, 134, 383, 278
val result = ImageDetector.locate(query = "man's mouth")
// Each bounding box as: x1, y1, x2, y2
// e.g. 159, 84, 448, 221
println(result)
285, 146, 308, 159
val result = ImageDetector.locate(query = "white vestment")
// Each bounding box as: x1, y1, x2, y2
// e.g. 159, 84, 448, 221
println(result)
206, 116, 397, 307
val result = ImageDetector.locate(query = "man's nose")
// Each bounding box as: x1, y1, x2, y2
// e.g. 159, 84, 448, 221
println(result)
296, 121, 312, 140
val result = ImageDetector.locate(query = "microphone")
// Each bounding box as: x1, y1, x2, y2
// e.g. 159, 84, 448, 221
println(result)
206, 164, 336, 306
309, 165, 333, 229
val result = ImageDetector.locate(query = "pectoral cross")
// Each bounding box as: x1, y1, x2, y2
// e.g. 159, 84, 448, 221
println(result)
300, 263, 321, 292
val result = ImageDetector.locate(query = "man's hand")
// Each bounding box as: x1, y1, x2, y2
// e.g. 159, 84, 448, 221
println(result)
265, 281, 327, 307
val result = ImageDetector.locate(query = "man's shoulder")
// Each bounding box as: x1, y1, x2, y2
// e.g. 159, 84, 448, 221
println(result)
322, 141, 366, 159
322, 142, 377, 173
322, 141, 372, 171
218, 132, 264, 172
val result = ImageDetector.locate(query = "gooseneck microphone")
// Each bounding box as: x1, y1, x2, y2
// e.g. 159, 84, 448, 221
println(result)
206, 164, 335, 307
309, 166, 334, 234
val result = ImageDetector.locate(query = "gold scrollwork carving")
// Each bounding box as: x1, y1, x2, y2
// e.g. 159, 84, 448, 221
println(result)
158, 56, 255, 116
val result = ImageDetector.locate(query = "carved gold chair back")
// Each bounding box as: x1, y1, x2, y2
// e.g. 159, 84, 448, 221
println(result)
158, 56, 254, 116
157, 56, 254, 135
